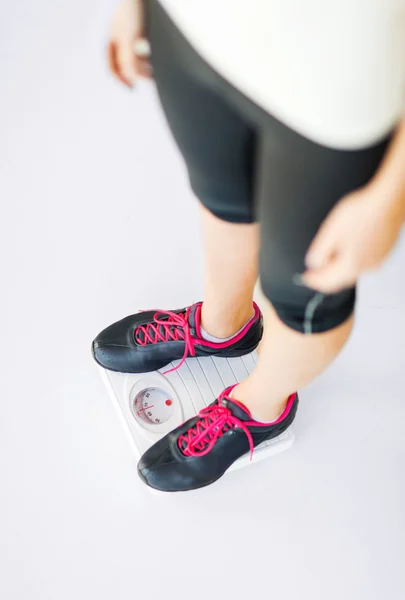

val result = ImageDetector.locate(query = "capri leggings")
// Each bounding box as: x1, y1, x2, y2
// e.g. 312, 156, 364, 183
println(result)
145, 0, 392, 334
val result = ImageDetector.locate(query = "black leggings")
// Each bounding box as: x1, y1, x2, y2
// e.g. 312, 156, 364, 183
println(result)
146, 0, 392, 334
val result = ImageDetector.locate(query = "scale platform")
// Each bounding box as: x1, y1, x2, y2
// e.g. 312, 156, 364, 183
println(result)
98, 351, 294, 476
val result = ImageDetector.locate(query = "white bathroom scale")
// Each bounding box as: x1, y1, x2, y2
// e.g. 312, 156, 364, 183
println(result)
98, 351, 294, 474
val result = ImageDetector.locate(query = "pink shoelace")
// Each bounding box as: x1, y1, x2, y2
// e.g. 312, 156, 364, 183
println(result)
134, 307, 196, 373
177, 390, 255, 460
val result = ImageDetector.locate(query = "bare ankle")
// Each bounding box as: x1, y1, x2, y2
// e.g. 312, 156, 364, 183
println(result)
231, 382, 289, 423
200, 303, 255, 339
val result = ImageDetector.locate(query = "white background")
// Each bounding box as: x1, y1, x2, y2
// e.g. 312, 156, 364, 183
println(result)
1, 2, 404, 599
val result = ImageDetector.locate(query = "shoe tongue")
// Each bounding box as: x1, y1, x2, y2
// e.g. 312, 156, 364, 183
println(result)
187, 303, 200, 334
220, 391, 252, 422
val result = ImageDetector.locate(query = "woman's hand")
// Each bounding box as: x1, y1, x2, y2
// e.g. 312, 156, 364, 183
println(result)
303, 185, 404, 294
107, 0, 151, 88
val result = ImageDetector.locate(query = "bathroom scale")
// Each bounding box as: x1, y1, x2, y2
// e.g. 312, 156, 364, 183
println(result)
98, 351, 294, 479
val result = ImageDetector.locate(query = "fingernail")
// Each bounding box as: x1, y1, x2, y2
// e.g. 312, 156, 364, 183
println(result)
134, 39, 151, 57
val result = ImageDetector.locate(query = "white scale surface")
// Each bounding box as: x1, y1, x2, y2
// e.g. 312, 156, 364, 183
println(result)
98, 351, 294, 475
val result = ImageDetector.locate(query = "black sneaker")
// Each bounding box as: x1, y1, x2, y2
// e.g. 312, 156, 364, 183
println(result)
92, 302, 263, 374
137, 386, 299, 492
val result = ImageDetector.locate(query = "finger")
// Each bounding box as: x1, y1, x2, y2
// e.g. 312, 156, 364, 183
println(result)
107, 41, 133, 88
305, 221, 338, 270
302, 259, 356, 294
133, 38, 152, 79
117, 40, 138, 87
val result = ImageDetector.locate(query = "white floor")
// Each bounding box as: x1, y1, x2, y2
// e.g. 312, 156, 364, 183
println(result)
1, 3, 404, 599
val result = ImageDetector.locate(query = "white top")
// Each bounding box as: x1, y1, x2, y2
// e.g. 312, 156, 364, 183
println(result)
159, 0, 405, 149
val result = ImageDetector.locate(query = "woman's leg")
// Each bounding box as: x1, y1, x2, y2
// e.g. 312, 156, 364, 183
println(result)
232, 120, 391, 422
147, 4, 261, 338
199, 205, 258, 338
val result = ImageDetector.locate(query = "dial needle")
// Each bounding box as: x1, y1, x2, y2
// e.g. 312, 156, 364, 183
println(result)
137, 405, 155, 414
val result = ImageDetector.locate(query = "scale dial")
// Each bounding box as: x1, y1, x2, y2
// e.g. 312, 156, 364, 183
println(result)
132, 387, 174, 425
